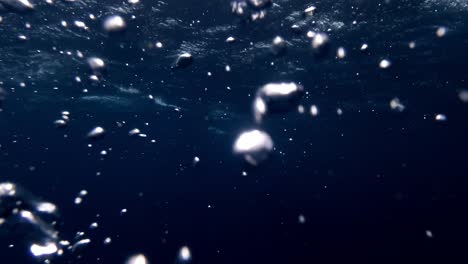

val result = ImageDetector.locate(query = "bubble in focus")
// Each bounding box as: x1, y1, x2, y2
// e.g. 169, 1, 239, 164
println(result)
234, 130, 274, 165
254, 82, 304, 122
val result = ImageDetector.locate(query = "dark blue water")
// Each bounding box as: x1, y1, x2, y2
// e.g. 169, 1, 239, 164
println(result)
1, 0, 468, 263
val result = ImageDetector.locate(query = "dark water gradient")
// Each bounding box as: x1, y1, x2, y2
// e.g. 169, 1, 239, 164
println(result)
1, 0, 468, 263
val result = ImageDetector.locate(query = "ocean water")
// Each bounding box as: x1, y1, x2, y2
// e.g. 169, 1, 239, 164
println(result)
0, 0, 468, 263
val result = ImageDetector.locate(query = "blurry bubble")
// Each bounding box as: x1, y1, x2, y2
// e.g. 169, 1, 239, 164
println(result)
89, 75, 100, 82
87, 126, 105, 139
360, 43, 368, 51
103, 15, 126, 33
54, 119, 67, 128
174, 53, 193, 69
379, 59, 391, 69
254, 82, 304, 122
297, 105, 305, 114
231, 1, 247, 15
247, 0, 272, 10
0, 0, 35, 13
87, 57, 106, 75
18, 34, 28, 41
30, 242, 58, 257
436, 27, 447, 38
226, 36, 236, 43
71, 238, 91, 251
89, 222, 98, 229
74, 20, 87, 29
271, 36, 286, 56
178, 246, 192, 262
35, 202, 57, 214
435, 114, 447, 122
129, 128, 141, 136
128, 0, 140, 4
458, 90, 468, 103
311, 33, 330, 56
234, 130, 274, 165
253, 97, 267, 122
103, 237, 112, 245
0, 86, 6, 108
298, 214, 306, 224
126, 254, 149, 264
337, 108, 343, 115
290, 24, 302, 34
390, 97, 405, 112
74, 197, 83, 205
310, 105, 319, 117
337, 47, 346, 59
426, 230, 433, 238
306, 31, 316, 38
303, 5, 317, 17
193, 156, 200, 165
409, 41, 416, 49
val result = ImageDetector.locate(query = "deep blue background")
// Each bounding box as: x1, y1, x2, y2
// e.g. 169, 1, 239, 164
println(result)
1, 0, 468, 263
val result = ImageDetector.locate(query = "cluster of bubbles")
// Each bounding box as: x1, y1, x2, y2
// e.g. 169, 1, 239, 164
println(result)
0, 181, 192, 263
53, 111, 71, 128
231, 0, 273, 21
234, 82, 304, 165
0, 0, 463, 262
0, 182, 61, 260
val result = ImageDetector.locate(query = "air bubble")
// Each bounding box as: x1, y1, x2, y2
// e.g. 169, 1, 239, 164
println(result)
234, 130, 274, 165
